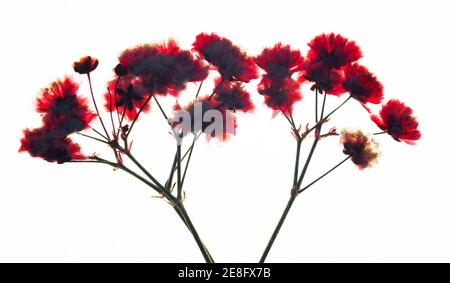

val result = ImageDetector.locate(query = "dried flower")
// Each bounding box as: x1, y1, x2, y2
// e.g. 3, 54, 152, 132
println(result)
36, 77, 96, 135
73, 56, 99, 74
193, 33, 258, 82
342, 63, 383, 104
19, 128, 84, 163
119, 40, 208, 96
371, 99, 421, 144
341, 129, 380, 169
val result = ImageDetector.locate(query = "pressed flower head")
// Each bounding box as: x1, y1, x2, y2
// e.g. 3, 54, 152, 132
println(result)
306, 33, 362, 70
213, 79, 254, 113
340, 129, 379, 170
73, 56, 99, 74
119, 40, 208, 96
342, 63, 383, 104
302, 62, 345, 95
257, 77, 302, 114
19, 128, 85, 164
255, 43, 303, 81
104, 76, 151, 121
193, 33, 258, 82
36, 77, 96, 135
371, 99, 421, 144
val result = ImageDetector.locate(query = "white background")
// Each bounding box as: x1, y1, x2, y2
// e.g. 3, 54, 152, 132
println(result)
1, 0, 449, 262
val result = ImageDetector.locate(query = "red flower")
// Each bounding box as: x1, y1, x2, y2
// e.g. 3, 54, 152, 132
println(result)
254, 43, 303, 81
19, 128, 85, 163
213, 79, 254, 113
104, 76, 151, 121
257, 76, 302, 114
302, 62, 345, 95
371, 100, 421, 144
119, 40, 208, 96
342, 63, 383, 104
193, 33, 258, 82
340, 129, 379, 169
36, 77, 96, 135
171, 97, 236, 141
73, 56, 99, 74
307, 33, 362, 70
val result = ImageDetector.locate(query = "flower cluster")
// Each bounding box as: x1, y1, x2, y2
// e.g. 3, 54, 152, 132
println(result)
20, 77, 95, 163
255, 43, 304, 114
19, 32, 423, 263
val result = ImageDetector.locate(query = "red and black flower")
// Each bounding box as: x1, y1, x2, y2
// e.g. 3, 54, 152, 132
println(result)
257, 77, 302, 114
302, 61, 345, 95
255, 43, 304, 113
19, 128, 85, 163
371, 99, 421, 144
306, 33, 362, 70
254, 43, 303, 82
104, 76, 151, 121
36, 77, 96, 135
340, 129, 379, 170
119, 40, 208, 96
213, 79, 254, 113
73, 56, 99, 74
342, 63, 383, 104
193, 33, 258, 82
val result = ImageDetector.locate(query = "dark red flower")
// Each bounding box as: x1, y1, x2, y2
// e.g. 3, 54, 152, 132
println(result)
104, 76, 151, 121
342, 63, 383, 104
213, 79, 254, 113
371, 100, 421, 144
340, 129, 379, 170
302, 61, 345, 95
119, 40, 208, 96
193, 33, 258, 82
254, 43, 303, 81
19, 128, 85, 163
73, 56, 99, 74
171, 97, 236, 141
36, 77, 96, 135
257, 76, 302, 114
307, 33, 362, 70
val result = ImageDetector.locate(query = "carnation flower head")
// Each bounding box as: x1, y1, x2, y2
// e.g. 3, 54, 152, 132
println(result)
36, 77, 96, 135
257, 76, 302, 114
171, 97, 236, 141
371, 99, 421, 144
340, 129, 379, 170
19, 128, 85, 164
307, 33, 362, 70
104, 75, 151, 121
342, 63, 383, 104
193, 33, 258, 82
73, 56, 99, 74
119, 40, 208, 96
302, 61, 345, 95
254, 43, 303, 81
213, 79, 254, 113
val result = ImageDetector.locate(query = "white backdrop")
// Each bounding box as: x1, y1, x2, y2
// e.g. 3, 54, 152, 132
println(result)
1, 0, 449, 262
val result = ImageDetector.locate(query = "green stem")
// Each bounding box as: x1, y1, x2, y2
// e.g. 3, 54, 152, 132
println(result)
260, 92, 330, 263
176, 144, 182, 200
207, 78, 224, 101
176, 203, 215, 263
127, 95, 152, 136
180, 134, 197, 189
87, 73, 110, 141
259, 193, 297, 263
302, 96, 351, 139
298, 157, 350, 194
